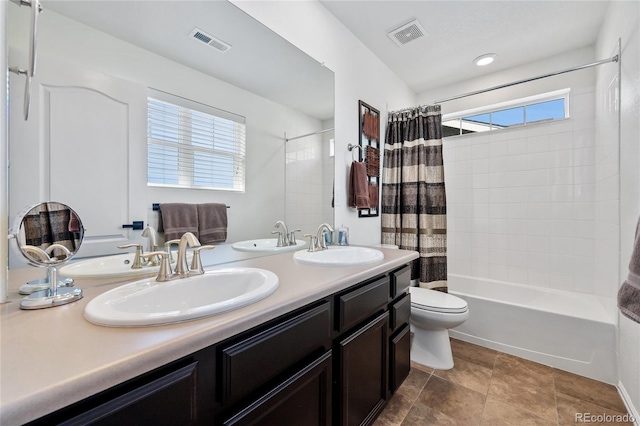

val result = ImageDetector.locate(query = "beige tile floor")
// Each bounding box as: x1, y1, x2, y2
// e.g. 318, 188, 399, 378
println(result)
375, 338, 633, 426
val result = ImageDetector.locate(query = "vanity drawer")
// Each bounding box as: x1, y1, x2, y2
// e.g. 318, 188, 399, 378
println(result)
390, 293, 411, 332
335, 276, 389, 333
390, 265, 411, 298
220, 301, 331, 406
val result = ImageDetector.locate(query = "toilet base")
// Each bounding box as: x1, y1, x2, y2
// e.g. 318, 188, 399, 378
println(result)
410, 325, 455, 370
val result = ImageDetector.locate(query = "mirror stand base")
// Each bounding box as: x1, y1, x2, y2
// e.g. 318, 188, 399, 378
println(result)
19, 276, 75, 295
20, 287, 83, 310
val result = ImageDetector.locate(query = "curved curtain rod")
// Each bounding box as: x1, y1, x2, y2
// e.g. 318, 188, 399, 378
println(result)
284, 127, 334, 142
389, 54, 619, 116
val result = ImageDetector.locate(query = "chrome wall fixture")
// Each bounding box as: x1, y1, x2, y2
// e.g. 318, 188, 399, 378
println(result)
284, 128, 334, 143
8, 0, 42, 121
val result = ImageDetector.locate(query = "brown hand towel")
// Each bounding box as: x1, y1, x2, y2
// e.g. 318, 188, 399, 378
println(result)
159, 203, 199, 241
348, 161, 370, 210
618, 215, 640, 324
198, 203, 227, 244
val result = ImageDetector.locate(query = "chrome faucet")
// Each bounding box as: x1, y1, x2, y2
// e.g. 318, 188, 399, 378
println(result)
304, 223, 334, 252
273, 220, 290, 247
316, 223, 334, 250
141, 226, 159, 266
175, 232, 201, 277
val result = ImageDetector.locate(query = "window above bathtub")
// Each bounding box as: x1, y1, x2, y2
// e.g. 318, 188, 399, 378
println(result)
147, 89, 246, 192
442, 89, 570, 137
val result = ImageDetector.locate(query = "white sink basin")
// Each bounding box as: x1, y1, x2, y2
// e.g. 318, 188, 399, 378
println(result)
293, 246, 384, 266
84, 268, 278, 327
59, 252, 189, 279
232, 238, 306, 253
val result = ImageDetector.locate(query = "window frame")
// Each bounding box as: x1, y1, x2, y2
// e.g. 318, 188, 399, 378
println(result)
442, 88, 570, 137
147, 89, 246, 192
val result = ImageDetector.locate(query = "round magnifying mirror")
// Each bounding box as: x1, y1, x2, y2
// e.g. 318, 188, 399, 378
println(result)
12, 201, 84, 309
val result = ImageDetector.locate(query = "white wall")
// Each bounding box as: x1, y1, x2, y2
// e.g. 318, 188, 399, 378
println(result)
8, 8, 324, 244
597, 0, 640, 419
231, 0, 416, 246
1, 0, 8, 302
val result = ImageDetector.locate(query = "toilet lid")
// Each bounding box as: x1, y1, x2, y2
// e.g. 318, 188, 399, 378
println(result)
409, 287, 468, 313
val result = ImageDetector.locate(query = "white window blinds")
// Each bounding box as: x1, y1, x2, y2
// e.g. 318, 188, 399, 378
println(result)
147, 90, 246, 192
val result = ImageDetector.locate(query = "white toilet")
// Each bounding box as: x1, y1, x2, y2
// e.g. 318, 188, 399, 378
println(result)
409, 286, 469, 370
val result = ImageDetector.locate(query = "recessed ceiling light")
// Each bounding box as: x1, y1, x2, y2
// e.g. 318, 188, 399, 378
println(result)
474, 53, 496, 66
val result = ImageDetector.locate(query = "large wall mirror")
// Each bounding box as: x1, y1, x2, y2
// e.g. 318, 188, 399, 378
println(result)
8, 0, 334, 268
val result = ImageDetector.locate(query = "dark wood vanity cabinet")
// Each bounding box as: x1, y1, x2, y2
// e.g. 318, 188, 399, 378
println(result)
27, 265, 413, 426
336, 311, 389, 426
388, 265, 412, 395
26, 353, 215, 426
333, 276, 390, 426
223, 350, 332, 426
218, 300, 333, 425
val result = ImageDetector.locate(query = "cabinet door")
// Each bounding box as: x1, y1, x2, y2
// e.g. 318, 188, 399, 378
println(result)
337, 311, 388, 426
28, 362, 200, 426
390, 324, 411, 394
223, 351, 332, 426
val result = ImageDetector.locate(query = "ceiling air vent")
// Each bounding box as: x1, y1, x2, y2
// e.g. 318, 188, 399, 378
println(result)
388, 19, 427, 47
189, 28, 232, 53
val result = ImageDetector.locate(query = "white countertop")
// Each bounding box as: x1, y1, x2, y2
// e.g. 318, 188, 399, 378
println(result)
0, 246, 417, 425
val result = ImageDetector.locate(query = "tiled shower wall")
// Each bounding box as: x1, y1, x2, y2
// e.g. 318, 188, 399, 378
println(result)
286, 134, 324, 235
445, 87, 601, 296
285, 131, 334, 236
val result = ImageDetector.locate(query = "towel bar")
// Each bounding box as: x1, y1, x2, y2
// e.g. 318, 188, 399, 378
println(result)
152, 203, 230, 211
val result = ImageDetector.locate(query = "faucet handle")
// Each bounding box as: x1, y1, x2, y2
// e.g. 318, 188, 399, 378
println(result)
190, 245, 215, 275
140, 251, 170, 282
164, 239, 180, 264
271, 230, 284, 247
288, 230, 301, 245
303, 234, 318, 252
117, 243, 144, 269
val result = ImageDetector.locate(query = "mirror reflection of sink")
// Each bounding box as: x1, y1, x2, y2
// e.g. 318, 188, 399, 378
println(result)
232, 238, 306, 253
84, 267, 279, 327
59, 252, 189, 279
293, 246, 384, 266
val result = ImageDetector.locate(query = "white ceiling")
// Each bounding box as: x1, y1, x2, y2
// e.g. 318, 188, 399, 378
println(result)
39, 0, 611, 118
320, 0, 610, 93
41, 0, 335, 120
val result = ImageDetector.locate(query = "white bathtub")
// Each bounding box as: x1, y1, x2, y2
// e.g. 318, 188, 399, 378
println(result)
447, 274, 617, 384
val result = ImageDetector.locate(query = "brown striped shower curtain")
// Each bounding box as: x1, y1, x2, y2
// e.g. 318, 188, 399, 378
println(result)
381, 105, 448, 292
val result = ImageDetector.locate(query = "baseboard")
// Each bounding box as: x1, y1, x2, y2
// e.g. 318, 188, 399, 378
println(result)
617, 380, 639, 426
448, 330, 616, 384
